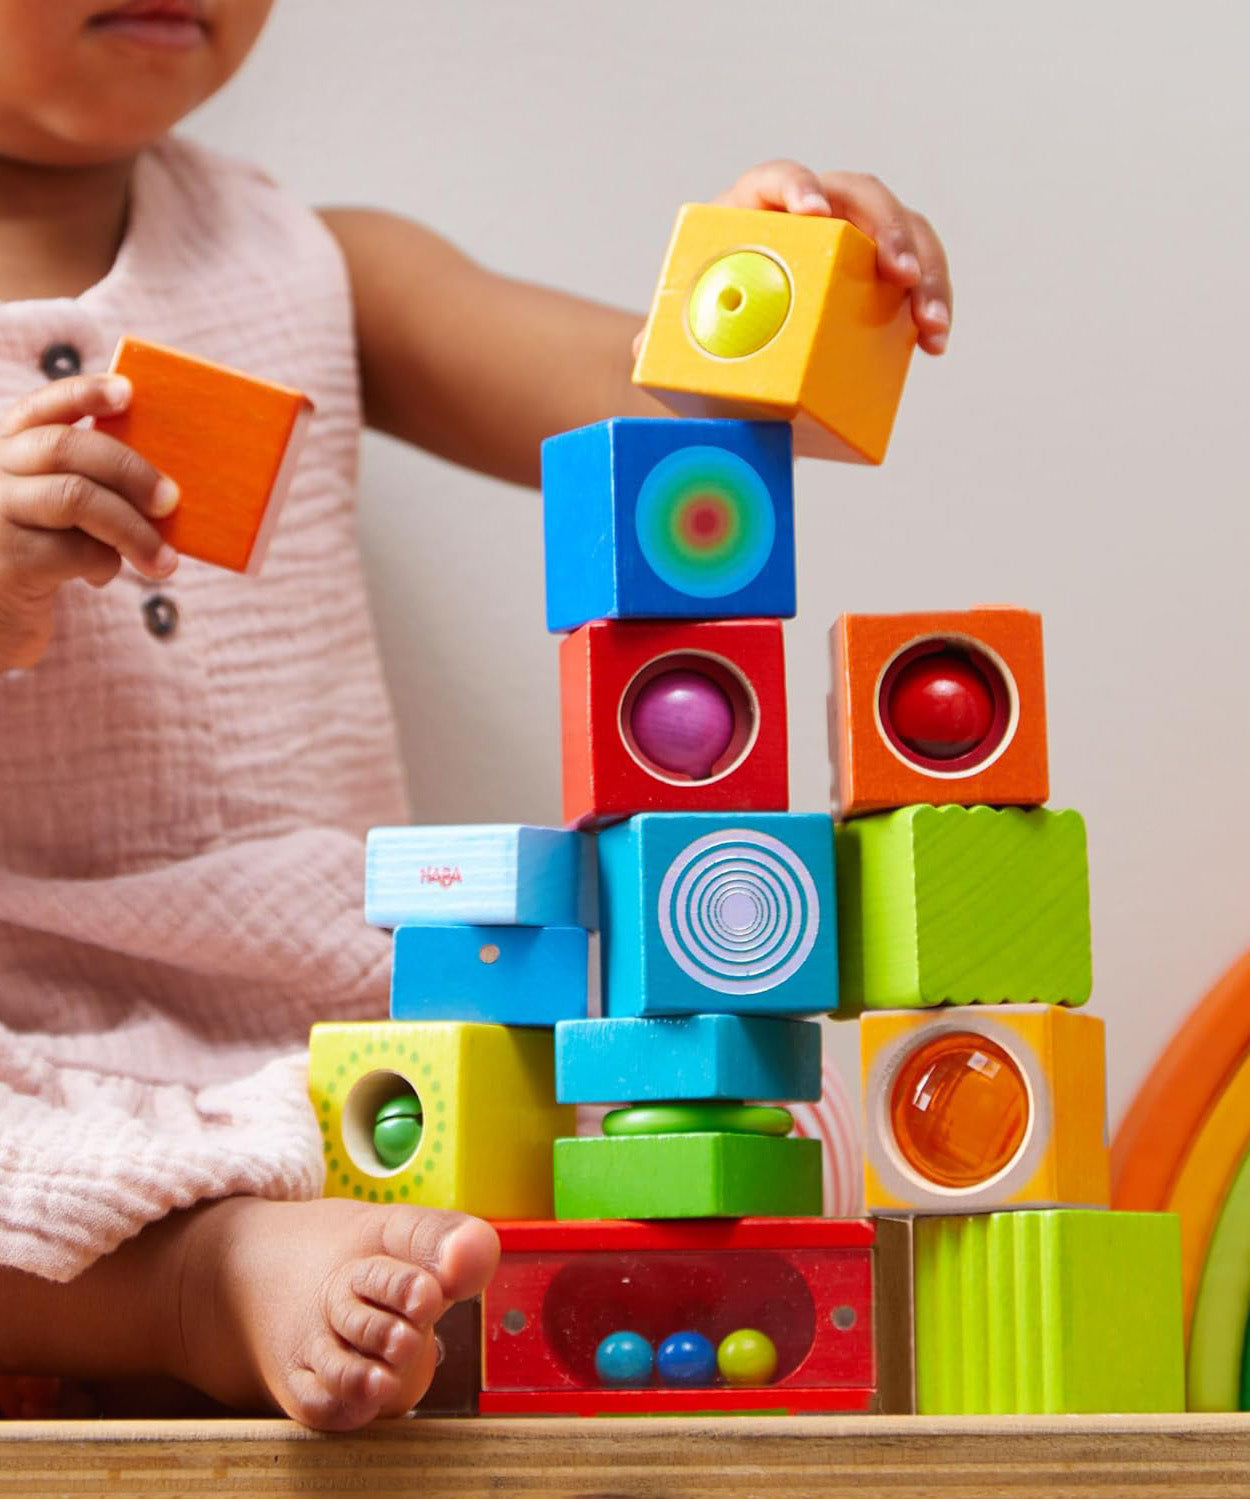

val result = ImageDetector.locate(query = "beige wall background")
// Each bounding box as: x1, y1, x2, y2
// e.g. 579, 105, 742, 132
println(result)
190, 0, 1250, 1130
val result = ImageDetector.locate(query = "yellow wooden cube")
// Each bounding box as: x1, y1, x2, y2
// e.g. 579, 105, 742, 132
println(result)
308, 1020, 573, 1220
632, 203, 916, 463
860, 1005, 1109, 1215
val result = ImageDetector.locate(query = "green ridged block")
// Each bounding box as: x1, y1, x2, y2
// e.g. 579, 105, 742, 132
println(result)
553, 1132, 822, 1220
835, 805, 1092, 1011
914, 1210, 1184, 1414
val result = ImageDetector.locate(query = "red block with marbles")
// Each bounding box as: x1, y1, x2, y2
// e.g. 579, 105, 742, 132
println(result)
480, 1217, 913, 1416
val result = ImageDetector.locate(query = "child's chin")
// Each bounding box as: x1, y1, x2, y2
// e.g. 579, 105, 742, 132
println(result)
41, 89, 208, 162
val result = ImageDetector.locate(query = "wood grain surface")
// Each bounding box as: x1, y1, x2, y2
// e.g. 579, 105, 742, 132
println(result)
2, 1414, 1248, 1498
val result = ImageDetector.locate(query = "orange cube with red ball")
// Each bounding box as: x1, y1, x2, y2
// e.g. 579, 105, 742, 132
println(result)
828, 607, 1049, 820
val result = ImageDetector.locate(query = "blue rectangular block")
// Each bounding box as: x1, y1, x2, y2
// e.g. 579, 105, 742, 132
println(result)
555, 1013, 823, 1104
598, 812, 838, 1019
366, 825, 597, 930
541, 417, 795, 632
390, 926, 589, 1027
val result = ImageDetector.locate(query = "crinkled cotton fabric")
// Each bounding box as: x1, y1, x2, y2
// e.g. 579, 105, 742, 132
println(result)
0, 136, 408, 1281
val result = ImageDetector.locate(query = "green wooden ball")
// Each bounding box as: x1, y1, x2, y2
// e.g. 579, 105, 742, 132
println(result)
373, 1093, 423, 1169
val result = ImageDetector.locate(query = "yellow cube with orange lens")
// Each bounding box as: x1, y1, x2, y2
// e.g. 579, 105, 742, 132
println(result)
309, 1020, 573, 1220
860, 1006, 1109, 1215
632, 203, 917, 463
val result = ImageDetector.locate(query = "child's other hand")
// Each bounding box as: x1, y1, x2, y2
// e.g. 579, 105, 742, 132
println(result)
0, 375, 180, 670
715, 161, 951, 355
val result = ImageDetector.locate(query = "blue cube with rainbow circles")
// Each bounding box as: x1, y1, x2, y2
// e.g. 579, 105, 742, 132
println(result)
541, 416, 795, 632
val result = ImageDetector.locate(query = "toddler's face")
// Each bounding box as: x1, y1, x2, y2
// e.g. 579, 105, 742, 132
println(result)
0, 0, 275, 165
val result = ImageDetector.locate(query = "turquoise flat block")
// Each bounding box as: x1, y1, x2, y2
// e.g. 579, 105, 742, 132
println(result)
555, 1013, 822, 1104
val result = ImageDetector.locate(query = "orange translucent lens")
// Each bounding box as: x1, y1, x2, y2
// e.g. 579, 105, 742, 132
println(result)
889, 1033, 1029, 1187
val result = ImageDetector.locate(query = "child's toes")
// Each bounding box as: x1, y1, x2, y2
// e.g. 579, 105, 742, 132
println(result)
283, 1365, 365, 1432
434, 1217, 500, 1302
372, 1208, 500, 1304
368, 1206, 499, 1304
375, 1327, 440, 1418
349, 1253, 444, 1327
330, 1292, 418, 1368
310, 1330, 399, 1421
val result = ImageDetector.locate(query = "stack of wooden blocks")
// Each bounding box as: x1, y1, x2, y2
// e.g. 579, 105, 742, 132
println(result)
307, 201, 1186, 1420
832, 608, 1185, 1413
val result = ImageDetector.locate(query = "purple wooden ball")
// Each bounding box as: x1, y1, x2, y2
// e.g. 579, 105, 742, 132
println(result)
629, 669, 736, 779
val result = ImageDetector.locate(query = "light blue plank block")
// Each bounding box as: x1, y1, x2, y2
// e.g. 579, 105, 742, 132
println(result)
542, 418, 796, 633
555, 1014, 823, 1104
366, 825, 597, 930
391, 926, 589, 1027
597, 813, 838, 1019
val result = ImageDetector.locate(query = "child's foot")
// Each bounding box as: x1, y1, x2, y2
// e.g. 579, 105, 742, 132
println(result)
170, 1197, 499, 1430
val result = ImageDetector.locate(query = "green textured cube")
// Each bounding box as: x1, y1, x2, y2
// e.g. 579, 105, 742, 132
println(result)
835, 805, 1091, 1011
553, 1132, 822, 1220
914, 1210, 1184, 1414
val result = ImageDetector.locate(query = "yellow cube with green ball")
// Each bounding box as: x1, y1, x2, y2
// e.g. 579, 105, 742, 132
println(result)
308, 1020, 573, 1220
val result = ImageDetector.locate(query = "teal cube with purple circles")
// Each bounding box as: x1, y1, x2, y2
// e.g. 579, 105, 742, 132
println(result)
541, 417, 795, 632
597, 812, 838, 1019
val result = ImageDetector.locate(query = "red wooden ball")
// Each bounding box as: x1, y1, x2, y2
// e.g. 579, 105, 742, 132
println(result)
885, 651, 996, 760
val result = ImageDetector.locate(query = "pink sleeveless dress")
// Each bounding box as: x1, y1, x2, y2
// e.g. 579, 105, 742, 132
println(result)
0, 137, 408, 1282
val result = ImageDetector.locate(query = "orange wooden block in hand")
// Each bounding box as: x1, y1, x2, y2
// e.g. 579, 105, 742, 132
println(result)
828, 607, 1049, 819
97, 337, 313, 575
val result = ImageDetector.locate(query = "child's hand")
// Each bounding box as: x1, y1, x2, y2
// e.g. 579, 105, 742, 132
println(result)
715, 160, 952, 355
0, 375, 180, 670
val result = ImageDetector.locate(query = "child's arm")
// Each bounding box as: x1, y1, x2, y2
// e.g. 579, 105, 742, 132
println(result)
321, 160, 950, 490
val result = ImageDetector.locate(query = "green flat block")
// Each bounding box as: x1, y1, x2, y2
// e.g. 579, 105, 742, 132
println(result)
914, 1210, 1184, 1415
553, 1132, 822, 1220
836, 805, 1092, 1011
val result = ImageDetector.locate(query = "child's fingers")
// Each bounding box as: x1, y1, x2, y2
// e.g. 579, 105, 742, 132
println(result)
906, 211, 952, 354
714, 164, 954, 344
0, 373, 131, 438
1, 425, 178, 521
716, 159, 834, 218
0, 523, 124, 593
1, 474, 177, 580
814, 171, 924, 285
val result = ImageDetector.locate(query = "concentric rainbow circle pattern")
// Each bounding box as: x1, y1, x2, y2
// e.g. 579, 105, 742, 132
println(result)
657, 830, 821, 995
634, 446, 776, 599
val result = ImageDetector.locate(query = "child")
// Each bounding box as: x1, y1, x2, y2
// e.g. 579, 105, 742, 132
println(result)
0, 0, 952, 1430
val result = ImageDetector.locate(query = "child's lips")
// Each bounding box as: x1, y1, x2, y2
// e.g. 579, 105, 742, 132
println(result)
87, 0, 208, 49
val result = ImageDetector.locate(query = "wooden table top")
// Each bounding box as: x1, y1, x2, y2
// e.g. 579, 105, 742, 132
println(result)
2, 1413, 1249, 1497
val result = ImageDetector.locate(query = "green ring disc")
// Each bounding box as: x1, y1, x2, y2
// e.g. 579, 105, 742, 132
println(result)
602, 1104, 794, 1138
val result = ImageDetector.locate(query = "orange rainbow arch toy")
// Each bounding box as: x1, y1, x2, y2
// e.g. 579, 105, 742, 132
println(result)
1112, 946, 1250, 1409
